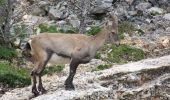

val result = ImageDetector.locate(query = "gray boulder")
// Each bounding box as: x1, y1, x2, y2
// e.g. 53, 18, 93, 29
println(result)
91, 0, 112, 14
48, 2, 69, 20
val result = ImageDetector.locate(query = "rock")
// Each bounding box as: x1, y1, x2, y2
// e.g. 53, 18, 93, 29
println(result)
163, 13, 170, 20
148, 7, 164, 15
13, 38, 21, 47
91, 0, 112, 14
22, 15, 48, 25
68, 15, 80, 28
56, 20, 67, 27
158, 36, 170, 48
135, 2, 151, 11
125, 0, 134, 4
48, 2, 69, 20
31, 7, 46, 16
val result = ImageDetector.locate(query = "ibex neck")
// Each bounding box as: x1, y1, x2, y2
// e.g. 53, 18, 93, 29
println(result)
91, 29, 108, 51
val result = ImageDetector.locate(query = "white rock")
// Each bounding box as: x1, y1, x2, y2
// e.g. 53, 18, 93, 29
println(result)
148, 7, 164, 15
163, 13, 170, 20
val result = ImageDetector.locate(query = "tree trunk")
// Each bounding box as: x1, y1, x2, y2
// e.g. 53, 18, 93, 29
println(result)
3, 0, 13, 45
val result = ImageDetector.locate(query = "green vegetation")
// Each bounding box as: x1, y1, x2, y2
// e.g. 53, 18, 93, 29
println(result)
0, 62, 31, 88
92, 64, 111, 72
0, 0, 5, 5
118, 21, 136, 39
150, 12, 162, 16
43, 65, 65, 75
0, 47, 17, 61
39, 23, 77, 33
0, 62, 65, 88
12, 24, 28, 38
39, 24, 58, 33
95, 52, 102, 59
86, 26, 101, 36
108, 44, 145, 63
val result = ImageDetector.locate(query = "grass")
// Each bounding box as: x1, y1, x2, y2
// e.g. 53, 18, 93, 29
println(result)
107, 44, 145, 63
86, 26, 101, 36
43, 65, 65, 75
0, 47, 17, 61
39, 23, 78, 33
92, 64, 111, 72
0, 62, 31, 88
0, 63, 65, 88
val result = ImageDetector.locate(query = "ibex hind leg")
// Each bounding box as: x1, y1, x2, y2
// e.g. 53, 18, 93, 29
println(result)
65, 59, 80, 90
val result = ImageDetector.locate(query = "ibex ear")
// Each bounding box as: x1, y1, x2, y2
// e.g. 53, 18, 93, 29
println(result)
108, 12, 117, 23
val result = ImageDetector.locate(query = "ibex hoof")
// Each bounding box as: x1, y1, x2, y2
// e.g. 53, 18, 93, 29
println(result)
65, 85, 75, 90
38, 87, 47, 94
32, 88, 39, 96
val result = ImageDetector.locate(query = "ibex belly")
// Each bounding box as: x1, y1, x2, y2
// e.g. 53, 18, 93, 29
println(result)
48, 54, 71, 66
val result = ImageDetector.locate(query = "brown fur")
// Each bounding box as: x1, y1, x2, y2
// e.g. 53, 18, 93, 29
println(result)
26, 14, 119, 96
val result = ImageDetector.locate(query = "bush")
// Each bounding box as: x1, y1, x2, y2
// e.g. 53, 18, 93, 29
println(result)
86, 26, 101, 36
108, 44, 145, 63
0, 62, 31, 88
92, 64, 111, 72
0, 47, 17, 61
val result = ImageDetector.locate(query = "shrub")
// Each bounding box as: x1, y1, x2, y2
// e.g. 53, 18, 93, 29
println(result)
108, 44, 145, 63
86, 26, 101, 36
0, 62, 31, 88
0, 47, 17, 61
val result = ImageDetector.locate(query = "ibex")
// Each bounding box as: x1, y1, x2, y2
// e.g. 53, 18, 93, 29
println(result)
23, 13, 119, 96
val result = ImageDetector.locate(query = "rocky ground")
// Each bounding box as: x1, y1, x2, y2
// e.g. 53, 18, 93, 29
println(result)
1, 0, 170, 99
1, 55, 170, 100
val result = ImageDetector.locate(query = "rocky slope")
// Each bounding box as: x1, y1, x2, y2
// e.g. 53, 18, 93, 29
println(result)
2, 0, 170, 100
1, 55, 170, 100
12, 0, 170, 57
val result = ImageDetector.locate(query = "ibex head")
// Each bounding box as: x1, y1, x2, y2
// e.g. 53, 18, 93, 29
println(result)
105, 12, 120, 46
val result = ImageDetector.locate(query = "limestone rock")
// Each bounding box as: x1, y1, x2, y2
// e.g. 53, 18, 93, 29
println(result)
91, 0, 112, 14
135, 2, 151, 11
48, 2, 69, 20
148, 7, 164, 15
68, 15, 80, 28
163, 13, 170, 21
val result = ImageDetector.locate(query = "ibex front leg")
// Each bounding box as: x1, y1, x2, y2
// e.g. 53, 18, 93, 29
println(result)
31, 49, 52, 96
31, 66, 39, 96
